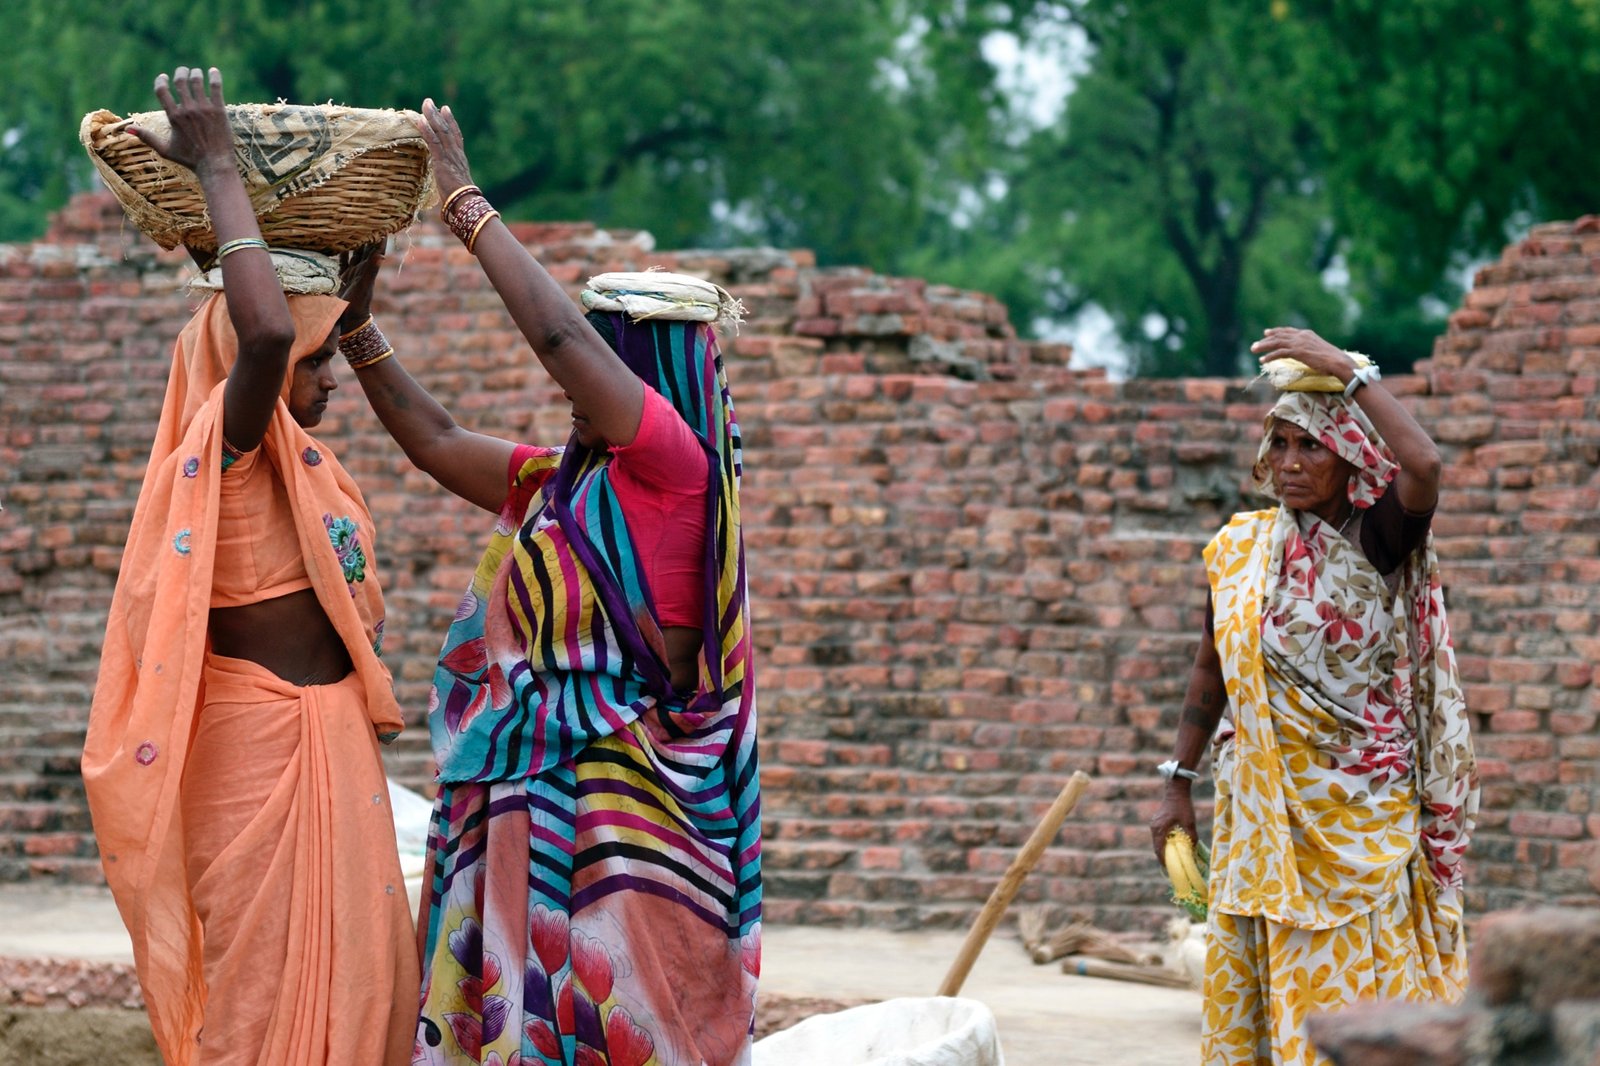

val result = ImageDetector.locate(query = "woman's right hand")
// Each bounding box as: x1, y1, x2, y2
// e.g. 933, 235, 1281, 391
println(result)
128, 67, 236, 179
1149, 785, 1199, 865
338, 241, 387, 334
414, 98, 477, 202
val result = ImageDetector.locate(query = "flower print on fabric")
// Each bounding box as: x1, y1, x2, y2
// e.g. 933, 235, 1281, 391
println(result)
173, 529, 192, 556
323, 513, 368, 587
1200, 503, 1477, 1066
516, 910, 656, 1066
182, 457, 200, 478
1252, 391, 1398, 510
439, 917, 514, 1060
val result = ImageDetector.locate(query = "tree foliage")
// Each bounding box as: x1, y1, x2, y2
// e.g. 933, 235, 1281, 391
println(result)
9, 1, 1600, 376
951, 0, 1600, 375
1003, 1, 1343, 376
0, 0, 987, 271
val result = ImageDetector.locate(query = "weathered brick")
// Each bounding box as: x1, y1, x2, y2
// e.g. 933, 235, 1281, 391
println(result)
2, 195, 1596, 944
1308, 1001, 1480, 1066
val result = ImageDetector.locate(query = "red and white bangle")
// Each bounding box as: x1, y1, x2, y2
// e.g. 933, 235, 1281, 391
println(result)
339, 317, 394, 370
442, 187, 500, 254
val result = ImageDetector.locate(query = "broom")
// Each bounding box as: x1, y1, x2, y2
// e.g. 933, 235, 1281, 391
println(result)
937, 771, 1091, 997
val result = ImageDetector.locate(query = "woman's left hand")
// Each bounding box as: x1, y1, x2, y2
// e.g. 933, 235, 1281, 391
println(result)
414, 98, 476, 202
1251, 327, 1357, 384
130, 67, 237, 179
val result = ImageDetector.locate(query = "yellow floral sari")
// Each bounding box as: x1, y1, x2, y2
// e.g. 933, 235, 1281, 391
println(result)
1200, 393, 1477, 1065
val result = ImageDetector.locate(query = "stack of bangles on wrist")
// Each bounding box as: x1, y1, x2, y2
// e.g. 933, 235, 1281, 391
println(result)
339, 316, 394, 370
441, 185, 500, 253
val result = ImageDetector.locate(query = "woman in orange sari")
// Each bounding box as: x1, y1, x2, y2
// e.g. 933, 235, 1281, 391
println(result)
81, 67, 419, 1065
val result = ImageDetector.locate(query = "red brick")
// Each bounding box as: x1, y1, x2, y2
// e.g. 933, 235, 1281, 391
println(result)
1508, 812, 1587, 839
4, 195, 1598, 939
858, 847, 903, 871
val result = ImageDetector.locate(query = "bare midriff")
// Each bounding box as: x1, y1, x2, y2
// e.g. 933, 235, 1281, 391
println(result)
664, 626, 703, 694
209, 587, 354, 686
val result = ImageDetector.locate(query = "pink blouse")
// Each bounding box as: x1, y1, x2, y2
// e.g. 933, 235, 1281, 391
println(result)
510, 387, 710, 628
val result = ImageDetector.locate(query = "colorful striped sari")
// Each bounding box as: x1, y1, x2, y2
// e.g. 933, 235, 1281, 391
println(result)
414, 317, 760, 1066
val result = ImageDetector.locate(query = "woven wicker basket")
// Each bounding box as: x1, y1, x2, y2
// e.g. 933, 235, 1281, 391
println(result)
81, 103, 436, 256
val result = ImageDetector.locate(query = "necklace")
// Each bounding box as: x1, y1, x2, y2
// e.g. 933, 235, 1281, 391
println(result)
1334, 506, 1357, 538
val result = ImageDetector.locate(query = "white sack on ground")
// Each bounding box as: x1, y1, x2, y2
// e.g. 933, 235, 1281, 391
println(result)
752, 996, 1004, 1066
387, 777, 432, 881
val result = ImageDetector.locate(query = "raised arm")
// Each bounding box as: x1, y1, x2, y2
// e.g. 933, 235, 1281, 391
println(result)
336, 246, 516, 514
1252, 327, 1442, 513
412, 99, 645, 448
129, 67, 296, 453
1148, 633, 1227, 862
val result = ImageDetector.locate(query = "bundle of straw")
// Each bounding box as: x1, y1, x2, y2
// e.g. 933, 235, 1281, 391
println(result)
1260, 351, 1376, 393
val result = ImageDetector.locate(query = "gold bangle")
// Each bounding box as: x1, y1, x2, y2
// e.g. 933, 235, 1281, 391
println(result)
441, 184, 481, 216
466, 210, 500, 254
216, 237, 269, 261
339, 315, 374, 342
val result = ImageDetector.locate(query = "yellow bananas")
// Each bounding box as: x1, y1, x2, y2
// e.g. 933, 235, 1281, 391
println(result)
1164, 828, 1209, 922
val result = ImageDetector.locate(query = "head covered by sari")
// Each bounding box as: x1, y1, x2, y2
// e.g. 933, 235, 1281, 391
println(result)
1251, 390, 1399, 509
82, 290, 401, 1054
1205, 387, 1477, 928
426, 270, 759, 927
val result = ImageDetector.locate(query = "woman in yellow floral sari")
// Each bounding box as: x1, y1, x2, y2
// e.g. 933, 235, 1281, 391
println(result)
1150, 328, 1478, 1066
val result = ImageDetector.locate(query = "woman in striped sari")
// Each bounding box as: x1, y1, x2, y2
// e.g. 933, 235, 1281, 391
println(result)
1150, 328, 1477, 1065
341, 100, 760, 1065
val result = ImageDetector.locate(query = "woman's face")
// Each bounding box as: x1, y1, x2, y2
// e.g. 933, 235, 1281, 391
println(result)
288, 327, 340, 428
565, 391, 607, 451
1265, 418, 1356, 520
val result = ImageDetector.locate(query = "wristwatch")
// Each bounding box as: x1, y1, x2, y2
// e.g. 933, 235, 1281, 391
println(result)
1344, 362, 1381, 397
1157, 759, 1200, 782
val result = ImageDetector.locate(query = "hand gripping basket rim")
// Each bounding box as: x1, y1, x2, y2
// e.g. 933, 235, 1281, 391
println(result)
80, 102, 438, 256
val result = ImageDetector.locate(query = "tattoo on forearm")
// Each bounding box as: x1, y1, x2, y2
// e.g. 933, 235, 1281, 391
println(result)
1180, 704, 1213, 729
382, 383, 412, 410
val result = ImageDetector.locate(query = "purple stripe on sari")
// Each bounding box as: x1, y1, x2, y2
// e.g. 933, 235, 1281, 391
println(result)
579, 810, 735, 885
575, 778, 730, 852
570, 873, 736, 933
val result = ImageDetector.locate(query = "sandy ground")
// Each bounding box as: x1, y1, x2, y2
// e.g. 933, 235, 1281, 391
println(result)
0, 883, 1202, 1065
760, 924, 1201, 1065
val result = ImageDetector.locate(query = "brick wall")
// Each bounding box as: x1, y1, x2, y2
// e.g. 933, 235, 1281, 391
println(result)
1, 193, 1595, 932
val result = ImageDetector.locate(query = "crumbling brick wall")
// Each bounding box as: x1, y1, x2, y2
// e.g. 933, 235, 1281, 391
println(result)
1, 193, 1595, 931
1310, 908, 1600, 1064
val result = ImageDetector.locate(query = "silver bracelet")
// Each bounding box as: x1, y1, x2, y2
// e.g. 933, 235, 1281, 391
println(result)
1158, 759, 1200, 782
1344, 362, 1381, 397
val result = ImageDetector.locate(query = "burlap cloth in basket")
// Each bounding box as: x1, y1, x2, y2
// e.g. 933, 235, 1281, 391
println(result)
80, 103, 436, 256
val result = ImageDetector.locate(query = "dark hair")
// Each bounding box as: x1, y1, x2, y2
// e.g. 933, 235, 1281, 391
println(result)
585, 309, 620, 354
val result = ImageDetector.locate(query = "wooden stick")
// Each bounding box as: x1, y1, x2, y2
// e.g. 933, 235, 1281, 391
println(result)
937, 770, 1091, 997
1060, 955, 1193, 989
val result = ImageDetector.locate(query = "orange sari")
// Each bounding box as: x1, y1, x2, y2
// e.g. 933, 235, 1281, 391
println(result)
82, 294, 420, 1065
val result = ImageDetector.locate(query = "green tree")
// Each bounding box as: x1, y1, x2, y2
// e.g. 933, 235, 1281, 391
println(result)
1280, 1, 1600, 322
935, 1, 1345, 377
944, 0, 1600, 376
2, 0, 988, 272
